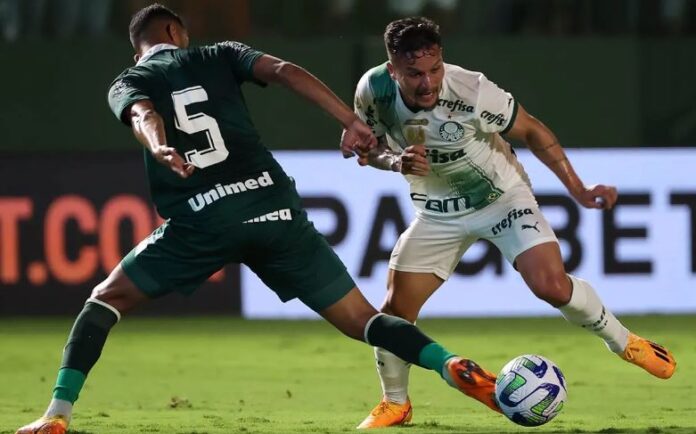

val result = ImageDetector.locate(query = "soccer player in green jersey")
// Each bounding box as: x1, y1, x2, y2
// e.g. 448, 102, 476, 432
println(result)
16, 5, 503, 434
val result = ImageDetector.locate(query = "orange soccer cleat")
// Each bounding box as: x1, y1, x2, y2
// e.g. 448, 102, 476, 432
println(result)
15, 416, 68, 434
621, 333, 676, 379
444, 357, 502, 413
357, 398, 412, 429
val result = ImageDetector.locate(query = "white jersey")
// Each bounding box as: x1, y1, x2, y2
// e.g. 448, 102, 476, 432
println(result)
354, 62, 531, 218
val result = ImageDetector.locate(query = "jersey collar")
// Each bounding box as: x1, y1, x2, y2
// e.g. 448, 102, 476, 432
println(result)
137, 43, 179, 66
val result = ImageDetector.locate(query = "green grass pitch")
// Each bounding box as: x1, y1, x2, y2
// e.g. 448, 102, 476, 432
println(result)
1, 315, 694, 433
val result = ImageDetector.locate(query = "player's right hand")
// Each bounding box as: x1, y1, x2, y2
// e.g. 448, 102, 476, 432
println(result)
574, 184, 618, 210
400, 144, 429, 176
152, 146, 195, 179
340, 118, 377, 158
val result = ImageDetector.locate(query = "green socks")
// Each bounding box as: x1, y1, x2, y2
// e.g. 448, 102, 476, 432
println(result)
418, 342, 456, 377
365, 313, 454, 375
52, 300, 119, 403
53, 368, 86, 403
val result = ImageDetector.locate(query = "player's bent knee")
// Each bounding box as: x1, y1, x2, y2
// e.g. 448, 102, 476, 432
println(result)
334, 316, 369, 342
321, 288, 378, 341
527, 272, 571, 307
89, 281, 147, 315
381, 293, 419, 323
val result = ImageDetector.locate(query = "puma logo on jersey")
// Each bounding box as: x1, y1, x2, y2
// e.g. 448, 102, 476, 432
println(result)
425, 148, 466, 164
188, 171, 274, 212
490, 208, 534, 235
521, 221, 540, 232
243, 208, 292, 224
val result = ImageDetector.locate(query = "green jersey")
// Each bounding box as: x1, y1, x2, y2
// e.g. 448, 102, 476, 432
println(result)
108, 41, 291, 223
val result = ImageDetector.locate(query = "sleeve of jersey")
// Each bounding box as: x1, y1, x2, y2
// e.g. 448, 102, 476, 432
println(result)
353, 74, 387, 138
216, 41, 266, 86
475, 74, 518, 135
107, 73, 150, 126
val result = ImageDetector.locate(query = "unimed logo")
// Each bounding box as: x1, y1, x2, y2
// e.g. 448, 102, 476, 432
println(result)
187, 171, 274, 212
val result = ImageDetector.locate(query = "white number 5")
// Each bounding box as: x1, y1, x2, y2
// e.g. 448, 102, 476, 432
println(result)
172, 86, 229, 169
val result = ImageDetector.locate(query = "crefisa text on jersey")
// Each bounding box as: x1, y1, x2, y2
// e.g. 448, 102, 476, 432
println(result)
437, 98, 474, 113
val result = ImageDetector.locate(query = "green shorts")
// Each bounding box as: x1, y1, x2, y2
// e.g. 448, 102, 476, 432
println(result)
121, 190, 355, 313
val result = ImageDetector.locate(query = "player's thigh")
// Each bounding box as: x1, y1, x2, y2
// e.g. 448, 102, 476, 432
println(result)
243, 208, 355, 314
381, 268, 445, 322
120, 220, 232, 298
515, 241, 571, 306
390, 215, 472, 281
319, 287, 379, 341
476, 184, 559, 267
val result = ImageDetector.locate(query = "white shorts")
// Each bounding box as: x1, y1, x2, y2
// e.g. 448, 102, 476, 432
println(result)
389, 183, 558, 280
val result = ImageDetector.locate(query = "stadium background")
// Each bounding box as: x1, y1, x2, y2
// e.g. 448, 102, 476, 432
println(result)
1, 1, 696, 433
1, 0, 694, 317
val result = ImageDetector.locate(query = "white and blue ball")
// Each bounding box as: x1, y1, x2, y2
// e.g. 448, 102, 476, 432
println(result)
494, 354, 567, 426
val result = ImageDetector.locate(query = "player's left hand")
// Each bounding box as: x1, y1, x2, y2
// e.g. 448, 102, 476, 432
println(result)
573, 184, 618, 210
152, 146, 195, 179
400, 144, 430, 176
340, 119, 377, 159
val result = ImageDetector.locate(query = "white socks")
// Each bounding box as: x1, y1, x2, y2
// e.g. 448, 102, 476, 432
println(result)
44, 398, 72, 423
374, 346, 411, 404
372, 274, 629, 405
560, 275, 629, 353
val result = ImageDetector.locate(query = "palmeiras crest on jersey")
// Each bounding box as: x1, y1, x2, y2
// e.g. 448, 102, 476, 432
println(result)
439, 121, 464, 142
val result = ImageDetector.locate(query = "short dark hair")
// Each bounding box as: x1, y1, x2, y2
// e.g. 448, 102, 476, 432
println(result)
384, 17, 441, 58
129, 3, 184, 48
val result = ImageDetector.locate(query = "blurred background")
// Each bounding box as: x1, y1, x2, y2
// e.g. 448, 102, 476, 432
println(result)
1, 0, 696, 151
0, 0, 694, 317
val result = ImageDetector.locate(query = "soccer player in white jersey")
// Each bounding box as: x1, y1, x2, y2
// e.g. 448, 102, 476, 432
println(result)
340, 17, 677, 429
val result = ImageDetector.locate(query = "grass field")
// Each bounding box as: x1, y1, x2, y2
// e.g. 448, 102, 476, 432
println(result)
1, 315, 694, 434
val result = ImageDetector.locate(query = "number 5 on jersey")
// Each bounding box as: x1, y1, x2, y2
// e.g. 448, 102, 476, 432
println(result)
172, 86, 229, 169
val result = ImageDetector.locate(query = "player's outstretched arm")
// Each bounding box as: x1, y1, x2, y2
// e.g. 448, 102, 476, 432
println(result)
347, 135, 401, 171
343, 132, 430, 177
252, 54, 376, 153
504, 104, 617, 210
127, 100, 194, 179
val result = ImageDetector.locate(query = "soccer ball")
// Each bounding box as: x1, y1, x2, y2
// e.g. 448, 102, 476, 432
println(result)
494, 354, 567, 426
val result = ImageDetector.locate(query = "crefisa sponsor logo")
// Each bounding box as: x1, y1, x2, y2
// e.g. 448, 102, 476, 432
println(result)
490, 208, 534, 235
437, 98, 474, 113
480, 110, 508, 127
425, 148, 466, 164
